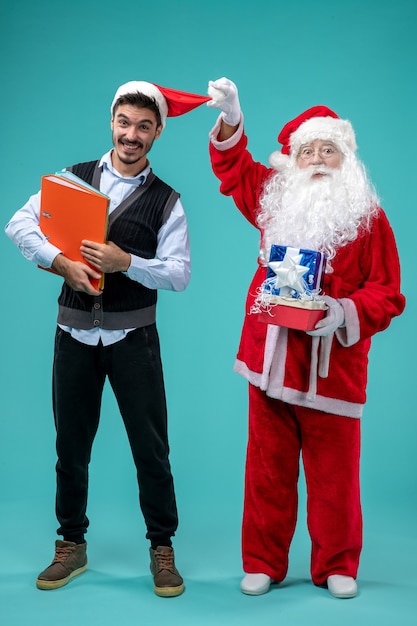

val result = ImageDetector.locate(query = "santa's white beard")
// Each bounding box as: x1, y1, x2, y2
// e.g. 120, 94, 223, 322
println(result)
258, 154, 379, 269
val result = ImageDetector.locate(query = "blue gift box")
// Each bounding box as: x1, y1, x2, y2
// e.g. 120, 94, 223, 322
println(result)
263, 245, 327, 298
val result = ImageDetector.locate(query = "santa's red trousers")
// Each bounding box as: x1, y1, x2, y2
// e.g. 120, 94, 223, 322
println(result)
242, 384, 362, 585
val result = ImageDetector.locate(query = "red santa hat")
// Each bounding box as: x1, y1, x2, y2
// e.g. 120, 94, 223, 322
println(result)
111, 81, 211, 127
269, 105, 357, 170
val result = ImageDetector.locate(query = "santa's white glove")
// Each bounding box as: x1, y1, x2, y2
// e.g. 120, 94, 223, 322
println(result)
207, 77, 241, 126
306, 296, 345, 337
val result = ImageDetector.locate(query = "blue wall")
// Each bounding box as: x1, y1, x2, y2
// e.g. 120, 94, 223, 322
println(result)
1, 0, 415, 557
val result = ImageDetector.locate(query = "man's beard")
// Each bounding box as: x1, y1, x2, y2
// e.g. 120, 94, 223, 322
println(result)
257, 154, 379, 269
112, 132, 155, 165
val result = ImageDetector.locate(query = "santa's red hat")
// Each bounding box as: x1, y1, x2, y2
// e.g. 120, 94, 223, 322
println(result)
269, 105, 357, 170
111, 81, 210, 127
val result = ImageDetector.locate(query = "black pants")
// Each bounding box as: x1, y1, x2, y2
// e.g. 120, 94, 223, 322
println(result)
52, 325, 178, 547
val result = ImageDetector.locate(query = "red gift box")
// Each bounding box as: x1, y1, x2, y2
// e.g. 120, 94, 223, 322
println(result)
257, 298, 327, 331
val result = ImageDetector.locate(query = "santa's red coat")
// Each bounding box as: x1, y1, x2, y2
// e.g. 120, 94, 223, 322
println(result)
210, 124, 405, 418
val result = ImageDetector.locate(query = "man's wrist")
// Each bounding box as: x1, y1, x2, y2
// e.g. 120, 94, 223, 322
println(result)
52, 253, 70, 274
123, 253, 132, 273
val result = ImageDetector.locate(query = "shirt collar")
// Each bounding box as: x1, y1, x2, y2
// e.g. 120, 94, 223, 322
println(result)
99, 150, 150, 183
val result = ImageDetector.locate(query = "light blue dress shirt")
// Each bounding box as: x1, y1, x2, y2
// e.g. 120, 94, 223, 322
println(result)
5, 151, 191, 345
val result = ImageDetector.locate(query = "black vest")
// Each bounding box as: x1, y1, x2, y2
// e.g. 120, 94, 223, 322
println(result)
57, 160, 179, 330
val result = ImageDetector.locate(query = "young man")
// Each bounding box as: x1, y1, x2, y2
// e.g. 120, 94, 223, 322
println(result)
207, 77, 405, 599
5, 80, 208, 597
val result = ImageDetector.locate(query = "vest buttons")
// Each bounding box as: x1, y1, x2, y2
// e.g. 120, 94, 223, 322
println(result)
94, 302, 101, 309
93, 320, 100, 326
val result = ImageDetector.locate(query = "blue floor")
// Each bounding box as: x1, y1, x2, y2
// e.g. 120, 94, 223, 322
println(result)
1, 498, 416, 626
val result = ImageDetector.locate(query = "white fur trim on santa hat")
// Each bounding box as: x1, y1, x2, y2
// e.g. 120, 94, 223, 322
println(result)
110, 81, 168, 126
269, 116, 357, 171
268, 151, 290, 170
290, 116, 357, 154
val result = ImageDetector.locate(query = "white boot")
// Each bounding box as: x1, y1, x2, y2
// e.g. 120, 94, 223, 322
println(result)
327, 574, 358, 598
240, 573, 272, 595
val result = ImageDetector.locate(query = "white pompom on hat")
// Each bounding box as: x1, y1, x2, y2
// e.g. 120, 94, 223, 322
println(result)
111, 81, 210, 127
269, 105, 357, 170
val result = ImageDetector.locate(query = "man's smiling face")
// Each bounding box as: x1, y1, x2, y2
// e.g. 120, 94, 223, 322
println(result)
111, 104, 162, 176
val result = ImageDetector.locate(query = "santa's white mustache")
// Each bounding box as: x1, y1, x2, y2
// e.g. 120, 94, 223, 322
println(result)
308, 165, 333, 177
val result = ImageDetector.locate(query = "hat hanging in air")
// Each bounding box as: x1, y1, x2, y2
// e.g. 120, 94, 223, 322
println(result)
111, 81, 211, 127
269, 105, 357, 170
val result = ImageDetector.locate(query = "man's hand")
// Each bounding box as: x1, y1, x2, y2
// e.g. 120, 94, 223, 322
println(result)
80, 240, 131, 274
52, 253, 102, 296
207, 77, 241, 126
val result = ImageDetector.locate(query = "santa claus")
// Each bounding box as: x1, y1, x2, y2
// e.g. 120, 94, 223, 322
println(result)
207, 78, 405, 599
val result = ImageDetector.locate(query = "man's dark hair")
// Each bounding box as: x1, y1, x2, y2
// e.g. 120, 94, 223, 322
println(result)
112, 92, 162, 127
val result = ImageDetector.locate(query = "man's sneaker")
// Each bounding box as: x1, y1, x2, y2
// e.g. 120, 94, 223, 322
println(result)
36, 540, 87, 590
150, 546, 184, 597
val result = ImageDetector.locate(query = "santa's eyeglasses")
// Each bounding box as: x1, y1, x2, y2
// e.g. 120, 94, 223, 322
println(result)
298, 145, 339, 161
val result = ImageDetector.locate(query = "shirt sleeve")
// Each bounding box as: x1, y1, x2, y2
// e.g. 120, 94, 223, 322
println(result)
4, 191, 63, 268
125, 197, 191, 292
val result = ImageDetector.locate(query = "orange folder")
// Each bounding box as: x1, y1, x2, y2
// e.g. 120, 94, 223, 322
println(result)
39, 172, 109, 291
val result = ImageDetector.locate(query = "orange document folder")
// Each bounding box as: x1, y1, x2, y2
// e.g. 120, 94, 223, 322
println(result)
39, 172, 109, 291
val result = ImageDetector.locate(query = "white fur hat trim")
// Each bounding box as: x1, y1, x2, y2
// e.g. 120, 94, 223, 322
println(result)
289, 116, 357, 154
111, 81, 168, 126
